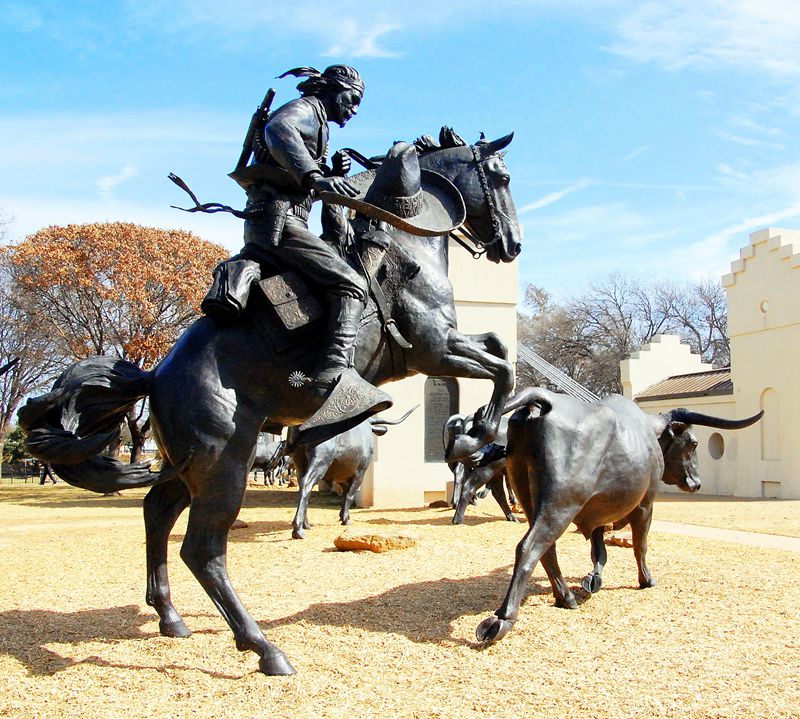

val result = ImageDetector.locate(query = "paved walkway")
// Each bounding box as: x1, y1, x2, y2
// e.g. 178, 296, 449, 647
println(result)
652, 520, 800, 553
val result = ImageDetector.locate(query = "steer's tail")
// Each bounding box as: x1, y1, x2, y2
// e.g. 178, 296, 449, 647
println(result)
17, 356, 183, 492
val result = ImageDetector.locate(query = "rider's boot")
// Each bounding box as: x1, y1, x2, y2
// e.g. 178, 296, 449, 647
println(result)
298, 295, 392, 444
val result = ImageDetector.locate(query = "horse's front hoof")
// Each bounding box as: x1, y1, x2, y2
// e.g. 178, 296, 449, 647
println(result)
476, 615, 514, 643
258, 652, 297, 676
639, 577, 656, 589
159, 618, 192, 638
582, 572, 603, 594
291, 527, 305, 540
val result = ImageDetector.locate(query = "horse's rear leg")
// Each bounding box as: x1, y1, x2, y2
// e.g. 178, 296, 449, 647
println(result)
144, 477, 191, 637
181, 467, 295, 676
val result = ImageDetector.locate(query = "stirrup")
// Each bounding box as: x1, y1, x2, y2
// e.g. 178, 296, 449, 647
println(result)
294, 369, 392, 446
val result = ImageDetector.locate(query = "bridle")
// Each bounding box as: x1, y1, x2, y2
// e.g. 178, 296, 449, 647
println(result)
448, 145, 504, 259
341, 144, 506, 259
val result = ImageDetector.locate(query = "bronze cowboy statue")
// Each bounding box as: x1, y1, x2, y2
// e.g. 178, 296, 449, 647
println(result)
171, 64, 464, 436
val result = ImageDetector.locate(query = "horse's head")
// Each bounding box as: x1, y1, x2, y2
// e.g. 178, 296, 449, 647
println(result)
416, 129, 522, 264
463, 133, 522, 263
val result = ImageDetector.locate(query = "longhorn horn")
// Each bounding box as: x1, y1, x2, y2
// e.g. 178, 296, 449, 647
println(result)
667, 408, 764, 430
370, 404, 419, 427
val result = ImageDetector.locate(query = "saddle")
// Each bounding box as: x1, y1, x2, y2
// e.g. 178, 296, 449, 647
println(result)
203, 239, 419, 369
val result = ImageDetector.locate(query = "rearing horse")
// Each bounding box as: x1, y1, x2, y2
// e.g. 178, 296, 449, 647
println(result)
19, 128, 522, 675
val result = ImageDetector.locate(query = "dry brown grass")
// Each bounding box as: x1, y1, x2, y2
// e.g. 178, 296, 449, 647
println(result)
1, 482, 798, 719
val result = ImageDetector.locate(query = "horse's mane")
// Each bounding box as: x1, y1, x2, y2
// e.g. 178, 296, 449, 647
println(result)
413, 126, 468, 155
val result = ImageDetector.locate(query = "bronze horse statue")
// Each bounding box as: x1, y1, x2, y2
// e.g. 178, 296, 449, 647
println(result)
18, 129, 521, 675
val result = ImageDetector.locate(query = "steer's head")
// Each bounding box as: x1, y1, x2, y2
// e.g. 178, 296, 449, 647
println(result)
658, 422, 701, 493
654, 407, 764, 495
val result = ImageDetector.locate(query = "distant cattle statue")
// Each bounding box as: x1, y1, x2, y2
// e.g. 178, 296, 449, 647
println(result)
474, 387, 763, 644
444, 414, 517, 524
289, 406, 417, 539
251, 434, 287, 484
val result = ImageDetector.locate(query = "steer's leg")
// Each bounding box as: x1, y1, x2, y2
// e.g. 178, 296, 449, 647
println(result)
488, 470, 518, 523
582, 526, 608, 594
291, 450, 333, 539
628, 502, 656, 588
540, 544, 577, 608
340, 460, 369, 525
144, 476, 192, 637
453, 463, 490, 524
476, 507, 576, 643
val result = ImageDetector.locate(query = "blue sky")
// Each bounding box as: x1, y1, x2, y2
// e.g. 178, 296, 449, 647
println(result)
3, 1, 800, 298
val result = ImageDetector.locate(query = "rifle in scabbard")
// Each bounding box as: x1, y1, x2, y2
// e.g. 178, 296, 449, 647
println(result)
235, 88, 275, 170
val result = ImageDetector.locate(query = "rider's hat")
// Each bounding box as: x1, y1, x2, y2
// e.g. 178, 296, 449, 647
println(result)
319, 142, 465, 237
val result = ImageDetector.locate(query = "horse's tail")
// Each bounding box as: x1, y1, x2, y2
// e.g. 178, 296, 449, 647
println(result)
17, 356, 182, 493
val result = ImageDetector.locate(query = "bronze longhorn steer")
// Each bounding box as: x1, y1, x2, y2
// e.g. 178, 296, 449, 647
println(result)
475, 387, 763, 643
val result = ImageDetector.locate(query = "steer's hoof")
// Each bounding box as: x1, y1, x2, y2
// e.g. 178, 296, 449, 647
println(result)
159, 618, 192, 638
639, 577, 656, 589
291, 527, 305, 540
258, 651, 297, 676
554, 593, 578, 609
476, 615, 514, 643
582, 572, 603, 594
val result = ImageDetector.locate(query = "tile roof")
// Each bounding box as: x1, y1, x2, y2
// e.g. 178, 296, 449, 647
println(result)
635, 367, 733, 402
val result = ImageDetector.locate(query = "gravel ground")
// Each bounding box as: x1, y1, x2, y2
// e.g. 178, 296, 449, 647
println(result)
1, 482, 798, 719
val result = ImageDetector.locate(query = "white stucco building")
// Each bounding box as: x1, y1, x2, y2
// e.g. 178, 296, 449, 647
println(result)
622, 228, 800, 499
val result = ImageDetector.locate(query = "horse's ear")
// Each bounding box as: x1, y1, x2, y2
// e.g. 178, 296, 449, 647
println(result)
480, 132, 514, 155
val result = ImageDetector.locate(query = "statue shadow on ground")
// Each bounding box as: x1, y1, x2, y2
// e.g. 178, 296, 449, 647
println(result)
0, 487, 144, 510
0, 605, 239, 679
259, 567, 593, 649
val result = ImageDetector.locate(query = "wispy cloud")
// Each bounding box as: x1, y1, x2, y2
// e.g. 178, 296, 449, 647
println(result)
675, 202, 800, 281
324, 20, 401, 58
126, 0, 407, 58
715, 129, 785, 150
518, 178, 593, 214
97, 165, 139, 199
608, 1, 800, 78
621, 145, 651, 164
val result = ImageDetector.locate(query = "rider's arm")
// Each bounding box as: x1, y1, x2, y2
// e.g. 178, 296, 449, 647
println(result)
264, 99, 358, 197
263, 100, 323, 188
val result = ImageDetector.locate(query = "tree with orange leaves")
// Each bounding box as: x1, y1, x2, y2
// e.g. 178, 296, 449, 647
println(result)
8, 222, 227, 460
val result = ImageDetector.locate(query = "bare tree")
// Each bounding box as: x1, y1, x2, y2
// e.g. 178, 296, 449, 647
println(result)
0, 256, 63, 470
519, 275, 730, 396
7, 222, 227, 462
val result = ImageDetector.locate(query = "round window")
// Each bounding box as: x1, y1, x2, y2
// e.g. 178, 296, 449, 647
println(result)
708, 432, 724, 460
760, 300, 770, 313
